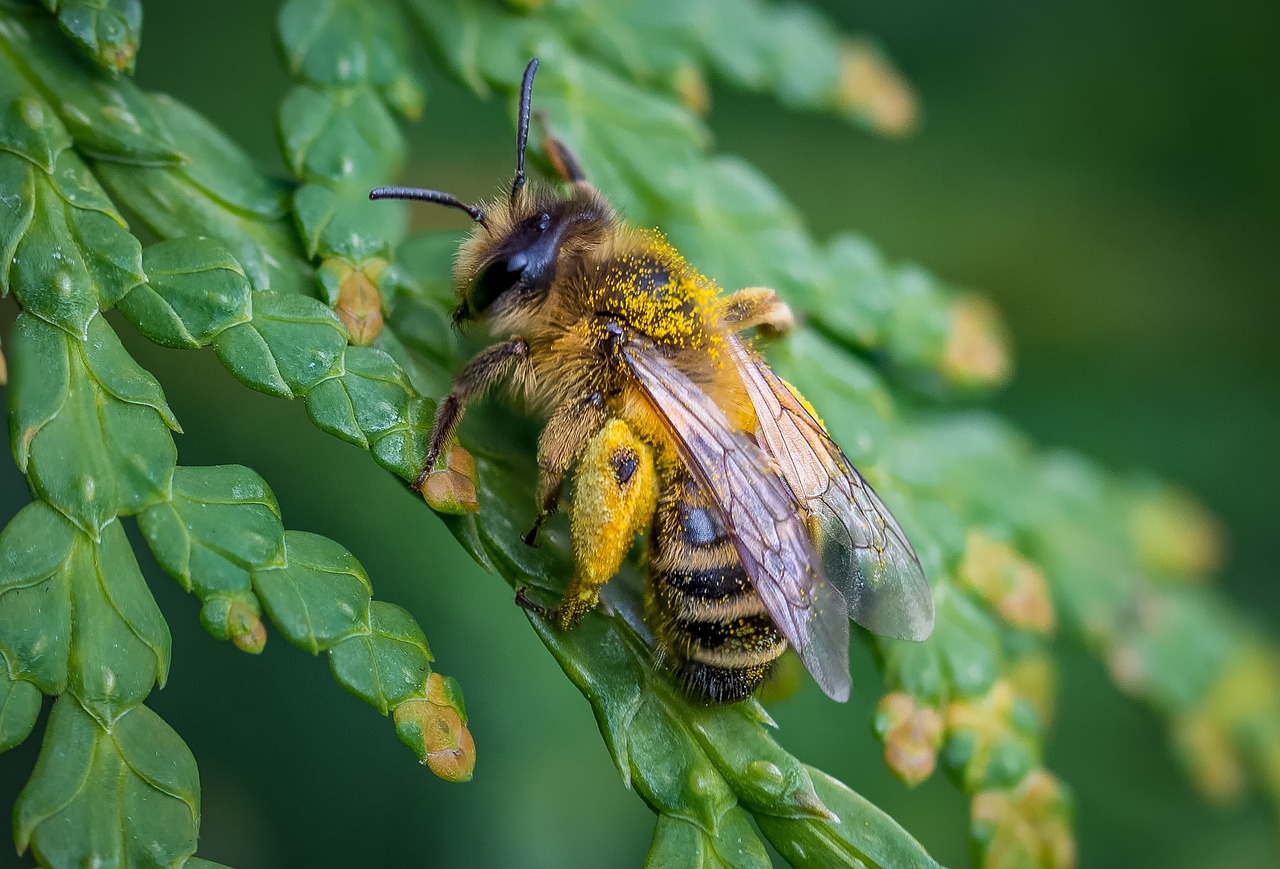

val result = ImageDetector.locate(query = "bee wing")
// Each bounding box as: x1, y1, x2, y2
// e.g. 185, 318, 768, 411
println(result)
727, 336, 934, 642
619, 340, 852, 702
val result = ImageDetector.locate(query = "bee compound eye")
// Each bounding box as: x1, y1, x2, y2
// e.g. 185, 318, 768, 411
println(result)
467, 258, 522, 315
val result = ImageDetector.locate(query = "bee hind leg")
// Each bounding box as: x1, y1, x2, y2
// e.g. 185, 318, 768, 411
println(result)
719, 287, 795, 338
536, 419, 656, 630
536, 111, 594, 192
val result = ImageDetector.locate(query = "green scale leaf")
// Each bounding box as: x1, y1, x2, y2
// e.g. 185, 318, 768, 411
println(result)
531, 51, 709, 219
279, 84, 405, 185
253, 530, 373, 654
645, 810, 772, 868
119, 237, 254, 349
15, 695, 199, 868
0, 667, 41, 753
758, 768, 943, 869
305, 345, 432, 478
213, 290, 349, 399
277, 0, 418, 265
113, 233, 430, 481
278, 0, 425, 115
278, 77, 408, 257
8, 313, 177, 534
138, 464, 285, 600
0, 502, 170, 724
96, 93, 309, 295
1, 143, 142, 333
41, 0, 144, 77
329, 600, 433, 714
292, 178, 408, 264
0, 9, 178, 164
0, 502, 77, 697
0, 91, 143, 336
68, 517, 171, 722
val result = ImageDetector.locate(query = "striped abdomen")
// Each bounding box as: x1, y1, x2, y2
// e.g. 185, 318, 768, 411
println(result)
646, 471, 786, 703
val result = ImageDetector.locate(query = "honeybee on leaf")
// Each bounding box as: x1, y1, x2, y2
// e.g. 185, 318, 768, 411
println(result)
372, 59, 933, 703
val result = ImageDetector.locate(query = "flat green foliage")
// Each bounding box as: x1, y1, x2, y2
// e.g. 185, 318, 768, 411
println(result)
15, 695, 198, 867
278, 0, 420, 263
0, 3, 452, 864
330, 600, 434, 715
2, 1, 1279, 868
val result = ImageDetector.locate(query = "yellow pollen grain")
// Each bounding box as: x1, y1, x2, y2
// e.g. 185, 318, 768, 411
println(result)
591, 230, 725, 353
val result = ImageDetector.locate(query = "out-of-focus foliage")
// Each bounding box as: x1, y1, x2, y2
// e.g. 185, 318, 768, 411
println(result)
1, 1, 1277, 868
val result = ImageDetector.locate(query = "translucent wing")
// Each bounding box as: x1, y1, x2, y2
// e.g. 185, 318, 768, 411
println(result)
618, 339, 852, 701
727, 336, 934, 641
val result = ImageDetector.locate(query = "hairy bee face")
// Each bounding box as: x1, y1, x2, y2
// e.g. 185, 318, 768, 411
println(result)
454, 188, 613, 323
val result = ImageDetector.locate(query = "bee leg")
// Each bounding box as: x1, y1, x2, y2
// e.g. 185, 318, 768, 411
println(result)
521, 477, 561, 547
544, 419, 656, 630
536, 111, 593, 190
719, 287, 795, 338
524, 391, 610, 546
415, 337, 529, 492
514, 586, 553, 618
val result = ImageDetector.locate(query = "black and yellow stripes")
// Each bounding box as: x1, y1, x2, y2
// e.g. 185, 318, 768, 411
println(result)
646, 473, 785, 703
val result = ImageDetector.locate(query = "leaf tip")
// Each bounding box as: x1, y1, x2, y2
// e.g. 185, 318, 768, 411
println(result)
322, 258, 387, 346
421, 445, 480, 514
958, 531, 1055, 635
201, 596, 268, 654
941, 294, 1013, 390
1129, 484, 1226, 578
836, 39, 920, 138
394, 677, 476, 783
875, 692, 943, 787
972, 770, 1076, 869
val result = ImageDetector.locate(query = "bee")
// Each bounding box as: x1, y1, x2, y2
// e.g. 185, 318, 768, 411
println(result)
371, 59, 933, 703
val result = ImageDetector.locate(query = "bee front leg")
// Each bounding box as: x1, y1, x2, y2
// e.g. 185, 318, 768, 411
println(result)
520, 419, 656, 629
416, 337, 529, 492
719, 287, 795, 338
524, 391, 609, 546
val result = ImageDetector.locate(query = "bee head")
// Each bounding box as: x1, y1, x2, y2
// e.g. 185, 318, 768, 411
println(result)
369, 57, 612, 325
452, 185, 610, 323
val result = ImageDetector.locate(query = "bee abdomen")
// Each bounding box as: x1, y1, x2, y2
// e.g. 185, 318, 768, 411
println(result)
676, 660, 775, 705
647, 474, 788, 703
649, 561, 786, 704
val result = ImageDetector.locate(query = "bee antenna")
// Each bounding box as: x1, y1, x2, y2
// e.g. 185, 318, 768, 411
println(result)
368, 187, 487, 226
511, 57, 539, 202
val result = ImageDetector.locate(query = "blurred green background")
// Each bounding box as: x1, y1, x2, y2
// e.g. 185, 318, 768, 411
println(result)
2, 1, 1277, 866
